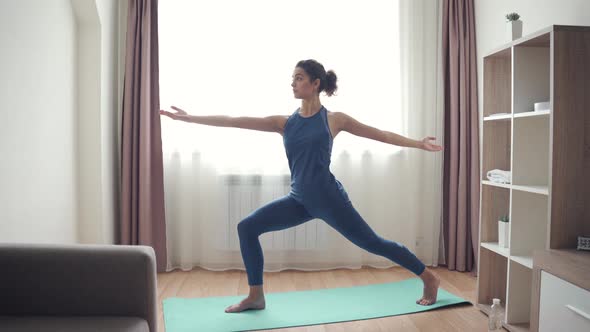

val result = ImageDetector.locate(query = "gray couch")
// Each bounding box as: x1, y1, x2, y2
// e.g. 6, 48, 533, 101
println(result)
0, 243, 157, 332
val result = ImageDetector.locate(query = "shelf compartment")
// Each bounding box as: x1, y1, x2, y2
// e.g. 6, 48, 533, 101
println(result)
506, 260, 533, 325
509, 190, 548, 260
513, 45, 550, 115
512, 115, 550, 187
477, 247, 508, 308
480, 185, 510, 244
483, 48, 511, 117
483, 120, 511, 182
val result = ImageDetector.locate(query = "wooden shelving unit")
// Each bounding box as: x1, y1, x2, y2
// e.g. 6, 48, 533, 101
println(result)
477, 25, 590, 331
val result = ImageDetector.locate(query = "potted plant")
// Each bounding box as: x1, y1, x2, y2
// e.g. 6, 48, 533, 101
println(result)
506, 12, 522, 41
498, 215, 510, 248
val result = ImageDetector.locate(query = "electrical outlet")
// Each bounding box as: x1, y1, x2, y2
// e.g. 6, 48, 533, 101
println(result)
577, 236, 590, 251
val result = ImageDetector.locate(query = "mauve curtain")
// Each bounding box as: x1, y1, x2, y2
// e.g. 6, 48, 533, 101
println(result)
120, 0, 167, 272
441, 0, 480, 272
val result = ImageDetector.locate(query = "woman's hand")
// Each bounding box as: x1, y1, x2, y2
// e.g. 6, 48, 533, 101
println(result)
420, 137, 443, 152
160, 106, 189, 121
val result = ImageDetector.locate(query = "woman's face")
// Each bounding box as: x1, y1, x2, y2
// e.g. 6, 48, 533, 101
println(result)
291, 67, 319, 99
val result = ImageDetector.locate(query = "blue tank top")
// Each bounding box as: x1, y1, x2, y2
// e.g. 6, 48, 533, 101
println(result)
283, 106, 349, 205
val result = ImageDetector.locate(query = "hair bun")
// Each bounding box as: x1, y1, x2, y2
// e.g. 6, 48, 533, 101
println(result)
295, 60, 338, 97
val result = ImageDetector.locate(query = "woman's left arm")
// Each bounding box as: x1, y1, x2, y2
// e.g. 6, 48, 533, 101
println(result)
335, 112, 443, 151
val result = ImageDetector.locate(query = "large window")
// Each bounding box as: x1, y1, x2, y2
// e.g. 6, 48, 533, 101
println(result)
159, 0, 402, 174
159, 0, 444, 271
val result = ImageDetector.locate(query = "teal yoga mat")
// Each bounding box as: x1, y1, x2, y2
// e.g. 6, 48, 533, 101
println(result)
163, 278, 470, 332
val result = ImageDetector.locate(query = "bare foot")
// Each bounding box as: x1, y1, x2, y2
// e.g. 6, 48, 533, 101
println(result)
224, 296, 266, 313
416, 269, 440, 306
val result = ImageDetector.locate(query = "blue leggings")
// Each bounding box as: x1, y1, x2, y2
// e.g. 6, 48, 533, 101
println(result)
237, 195, 426, 285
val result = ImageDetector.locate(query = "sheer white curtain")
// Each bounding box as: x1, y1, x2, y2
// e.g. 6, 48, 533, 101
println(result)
159, 0, 443, 272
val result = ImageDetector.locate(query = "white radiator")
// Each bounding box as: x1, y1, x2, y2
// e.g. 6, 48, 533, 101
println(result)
221, 175, 325, 251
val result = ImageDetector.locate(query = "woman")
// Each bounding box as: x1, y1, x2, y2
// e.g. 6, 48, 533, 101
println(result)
160, 59, 443, 313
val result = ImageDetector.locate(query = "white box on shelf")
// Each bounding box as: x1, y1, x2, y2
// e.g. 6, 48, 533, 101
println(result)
534, 101, 550, 112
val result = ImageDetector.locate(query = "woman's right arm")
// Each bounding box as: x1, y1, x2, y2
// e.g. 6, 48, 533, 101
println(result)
160, 106, 287, 134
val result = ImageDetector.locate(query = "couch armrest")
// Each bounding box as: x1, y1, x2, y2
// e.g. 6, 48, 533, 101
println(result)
0, 243, 157, 332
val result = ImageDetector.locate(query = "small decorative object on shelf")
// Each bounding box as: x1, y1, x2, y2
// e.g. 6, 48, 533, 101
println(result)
505, 12, 522, 41
498, 215, 510, 248
577, 236, 590, 251
534, 101, 550, 112
505, 12, 520, 21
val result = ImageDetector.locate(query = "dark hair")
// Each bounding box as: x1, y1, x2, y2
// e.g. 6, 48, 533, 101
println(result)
296, 59, 338, 97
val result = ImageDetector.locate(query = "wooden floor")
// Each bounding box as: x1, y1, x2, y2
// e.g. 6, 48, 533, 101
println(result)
157, 266, 493, 331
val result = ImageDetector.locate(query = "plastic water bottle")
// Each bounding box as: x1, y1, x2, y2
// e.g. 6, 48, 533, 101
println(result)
488, 298, 503, 331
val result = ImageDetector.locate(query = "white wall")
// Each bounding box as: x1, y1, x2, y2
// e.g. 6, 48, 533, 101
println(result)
0, 0, 121, 244
0, 0, 78, 243
475, 0, 590, 128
